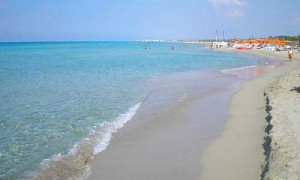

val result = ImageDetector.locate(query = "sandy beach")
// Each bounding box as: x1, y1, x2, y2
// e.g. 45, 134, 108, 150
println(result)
200, 49, 300, 180
264, 67, 300, 179
88, 69, 242, 180
87, 48, 299, 180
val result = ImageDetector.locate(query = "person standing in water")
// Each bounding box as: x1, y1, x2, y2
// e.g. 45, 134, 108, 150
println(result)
288, 48, 293, 61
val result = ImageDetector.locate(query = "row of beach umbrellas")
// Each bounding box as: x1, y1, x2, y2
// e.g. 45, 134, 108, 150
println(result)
230, 38, 292, 47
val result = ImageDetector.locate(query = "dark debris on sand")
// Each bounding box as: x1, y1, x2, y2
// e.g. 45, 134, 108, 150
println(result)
290, 86, 300, 93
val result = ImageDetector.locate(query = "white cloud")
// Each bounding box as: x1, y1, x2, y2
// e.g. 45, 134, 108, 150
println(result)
209, 0, 248, 6
208, 0, 248, 17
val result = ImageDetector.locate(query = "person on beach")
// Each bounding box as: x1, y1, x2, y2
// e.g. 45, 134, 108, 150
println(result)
288, 48, 293, 61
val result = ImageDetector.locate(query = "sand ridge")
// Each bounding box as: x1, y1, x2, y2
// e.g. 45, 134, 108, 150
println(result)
264, 69, 300, 179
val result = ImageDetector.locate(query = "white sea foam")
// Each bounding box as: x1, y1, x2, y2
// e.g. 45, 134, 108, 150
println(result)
30, 102, 142, 179
221, 65, 258, 73
93, 102, 142, 154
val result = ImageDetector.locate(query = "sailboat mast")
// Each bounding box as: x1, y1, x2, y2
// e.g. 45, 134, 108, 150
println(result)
216, 30, 219, 42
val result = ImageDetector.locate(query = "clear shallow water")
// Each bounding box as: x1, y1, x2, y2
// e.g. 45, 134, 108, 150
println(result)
0, 41, 260, 179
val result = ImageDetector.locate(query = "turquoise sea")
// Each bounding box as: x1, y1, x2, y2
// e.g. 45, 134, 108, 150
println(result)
0, 42, 260, 179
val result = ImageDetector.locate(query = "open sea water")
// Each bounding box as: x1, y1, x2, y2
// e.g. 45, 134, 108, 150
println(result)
0, 41, 260, 179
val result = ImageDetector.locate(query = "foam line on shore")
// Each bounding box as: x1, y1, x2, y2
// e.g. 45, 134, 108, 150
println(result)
93, 103, 142, 154
29, 102, 142, 180
221, 65, 258, 73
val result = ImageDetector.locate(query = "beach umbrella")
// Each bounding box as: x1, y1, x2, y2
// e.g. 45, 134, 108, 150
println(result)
283, 40, 292, 46
283, 40, 292, 44
277, 39, 284, 47
274, 38, 280, 46
256, 39, 264, 43
262, 39, 268, 44
249, 39, 256, 44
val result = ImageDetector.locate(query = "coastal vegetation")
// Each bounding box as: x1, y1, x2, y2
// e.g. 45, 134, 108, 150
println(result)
277, 35, 300, 42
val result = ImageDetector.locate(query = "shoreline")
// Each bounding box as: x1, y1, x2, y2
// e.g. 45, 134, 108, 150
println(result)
33, 46, 299, 180
88, 69, 243, 180
86, 48, 287, 180
23, 43, 271, 180
200, 49, 300, 179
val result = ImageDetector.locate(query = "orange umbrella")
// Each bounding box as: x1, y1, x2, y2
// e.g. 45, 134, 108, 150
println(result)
248, 39, 257, 44
230, 40, 235, 44
256, 39, 265, 43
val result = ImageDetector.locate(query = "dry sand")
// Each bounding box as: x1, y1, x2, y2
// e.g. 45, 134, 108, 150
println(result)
264, 68, 300, 179
200, 49, 300, 180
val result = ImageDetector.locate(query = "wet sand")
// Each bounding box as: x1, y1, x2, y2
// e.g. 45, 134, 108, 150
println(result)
200, 49, 300, 180
88, 70, 242, 180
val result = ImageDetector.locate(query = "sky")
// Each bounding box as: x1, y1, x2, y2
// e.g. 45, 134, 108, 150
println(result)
0, 0, 299, 42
